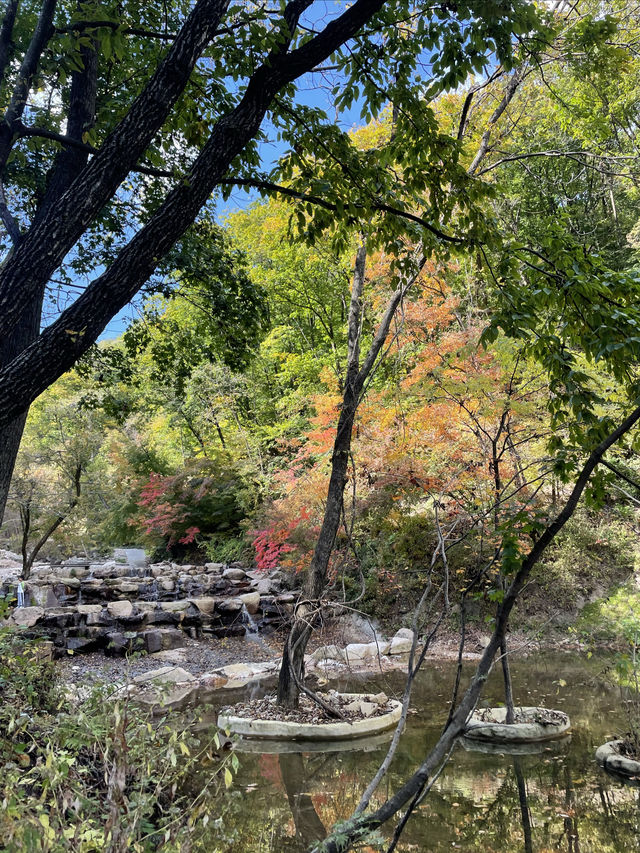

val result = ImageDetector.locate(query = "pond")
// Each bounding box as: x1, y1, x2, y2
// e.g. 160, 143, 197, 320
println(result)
198, 652, 640, 852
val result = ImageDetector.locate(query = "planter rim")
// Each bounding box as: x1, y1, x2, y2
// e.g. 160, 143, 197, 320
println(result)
596, 739, 640, 779
464, 706, 571, 743
217, 693, 403, 741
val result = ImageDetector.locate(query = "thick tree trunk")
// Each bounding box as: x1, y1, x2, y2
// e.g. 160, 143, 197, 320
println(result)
0, 34, 97, 522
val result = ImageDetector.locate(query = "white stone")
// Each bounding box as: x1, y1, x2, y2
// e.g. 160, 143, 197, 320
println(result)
160, 600, 189, 612
107, 600, 133, 619
389, 637, 413, 655
310, 644, 345, 663
220, 663, 254, 679
189, 596, 216, 615
133, 666, 196, 684
344, 641, 389, 664
222, 568, 246, 581
77, 604, 102, 614
394, 627, 414, 641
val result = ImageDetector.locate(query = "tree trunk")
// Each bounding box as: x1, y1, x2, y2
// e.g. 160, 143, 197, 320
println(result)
500, 633, 515, 724
277, 243, 366, 708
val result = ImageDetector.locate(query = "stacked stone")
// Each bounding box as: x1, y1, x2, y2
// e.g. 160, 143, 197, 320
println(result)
1, 556, 294, 657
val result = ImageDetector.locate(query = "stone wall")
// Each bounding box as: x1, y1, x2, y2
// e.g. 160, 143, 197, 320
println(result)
1, 555, 294, 657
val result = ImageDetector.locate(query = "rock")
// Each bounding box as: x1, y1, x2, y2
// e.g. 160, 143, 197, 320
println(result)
388, 637, 413, 655
68, 566, 90, 579
160, 600, 190, 612
220, 663, 254, 679
239, 592, 260, 614
204, 562, 224, 572
394, 628, 414, 641
115, 581, 140, 594
133, 666, 196, 685
58, 577, 81, 588
344, 700, 379, 718
253, 579, 275, 595
151, 648, 187, 663
66, 636, 103, 653
334, 613, 380, 643
159, 578, 175, 592
477, 634, 492, 649
11, 606, 44, 627
76, 604, 102, 615
310, 644, 345, 663
344, 641, 389, 664
142, 628, 185, 653
189, 597, 217, 615
222, 568, 246, 581
219, 598, 242, 613
28, 584, 59, 608
370, 691, 388, 705
0, 549, 21, 563
105, 631, 139, 656
107, 600, 134, 619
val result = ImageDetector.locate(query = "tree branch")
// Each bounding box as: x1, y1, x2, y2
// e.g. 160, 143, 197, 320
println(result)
0, 0, 388, 424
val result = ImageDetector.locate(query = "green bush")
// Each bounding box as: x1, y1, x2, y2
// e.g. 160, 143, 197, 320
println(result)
530, 509, 637, 609
0, 628, 236, 852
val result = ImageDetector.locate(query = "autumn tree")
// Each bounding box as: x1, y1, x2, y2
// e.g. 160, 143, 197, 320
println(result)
0, 0, 539, 524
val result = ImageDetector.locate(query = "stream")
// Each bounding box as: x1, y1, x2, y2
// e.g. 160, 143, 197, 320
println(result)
197, 652, 640, 852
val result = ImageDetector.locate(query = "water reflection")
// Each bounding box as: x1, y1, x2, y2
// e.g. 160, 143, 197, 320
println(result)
200, 654, 640, 852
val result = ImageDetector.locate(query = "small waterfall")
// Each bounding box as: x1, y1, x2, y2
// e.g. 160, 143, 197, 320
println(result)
241, 604, 270, 652
16, 582, 25, 608
241, 603, 259, 637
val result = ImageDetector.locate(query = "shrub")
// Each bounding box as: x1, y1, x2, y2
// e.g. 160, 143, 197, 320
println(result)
0, 627, 236, 852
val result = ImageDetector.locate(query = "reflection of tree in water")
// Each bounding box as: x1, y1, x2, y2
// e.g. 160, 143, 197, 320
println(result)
279, 753, 326, 849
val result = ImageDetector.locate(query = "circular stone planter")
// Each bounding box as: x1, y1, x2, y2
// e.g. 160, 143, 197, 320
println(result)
464, 706, 570, 744
596, 740, 640, 781
218, 693, 403, 741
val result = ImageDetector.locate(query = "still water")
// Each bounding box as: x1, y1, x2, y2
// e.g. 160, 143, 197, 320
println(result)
203, 653, 640, 852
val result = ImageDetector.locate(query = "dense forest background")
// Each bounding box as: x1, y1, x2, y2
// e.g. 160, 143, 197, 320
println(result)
4, 0, 640, 635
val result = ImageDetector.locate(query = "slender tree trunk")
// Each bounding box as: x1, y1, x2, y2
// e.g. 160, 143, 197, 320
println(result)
513, 757, 533, 853
277, 243, 366, 708
500, 633, 515, 724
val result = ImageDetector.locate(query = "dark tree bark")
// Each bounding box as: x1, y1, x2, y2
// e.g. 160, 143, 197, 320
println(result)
0, 25, 98, 523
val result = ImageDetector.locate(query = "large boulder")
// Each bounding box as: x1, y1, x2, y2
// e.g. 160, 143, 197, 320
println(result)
310, 644, 345, 663
239, 592, 260, 614
11, 606, 44, 628
344, 641, 390, 665
389, 630, 414, 655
